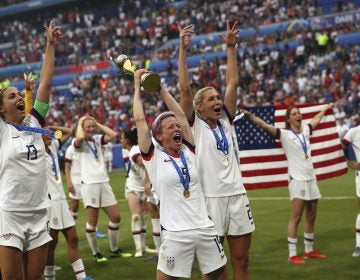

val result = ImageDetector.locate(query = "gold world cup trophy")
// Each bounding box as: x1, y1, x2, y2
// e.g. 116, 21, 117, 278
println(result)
110, 54, 161, 92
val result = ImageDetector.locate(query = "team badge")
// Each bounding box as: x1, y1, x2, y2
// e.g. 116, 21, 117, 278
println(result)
1, 233, 13, 240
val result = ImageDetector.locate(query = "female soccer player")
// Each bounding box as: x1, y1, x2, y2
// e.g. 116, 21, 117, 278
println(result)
0, 20, 62, 279
243, 104, 333, 264
133, 69, 226, 279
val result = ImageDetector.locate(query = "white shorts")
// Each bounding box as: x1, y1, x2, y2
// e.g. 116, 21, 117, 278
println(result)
69, 183, 82, 200
0, 208, 51, 252
206, 194, 255, 237
49, 200, 75, 230
158, 227, 227, 278
355, 173, 360, 197
146, 192, 159, 205
125, 189, 147, 201
81, 182, 117, 208
288, 179, 321, 201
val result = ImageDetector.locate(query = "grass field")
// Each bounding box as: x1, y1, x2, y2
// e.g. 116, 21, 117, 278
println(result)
54, 169, 359, 279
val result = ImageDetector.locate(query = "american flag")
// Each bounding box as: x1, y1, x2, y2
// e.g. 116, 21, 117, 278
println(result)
234, 104, 348, 190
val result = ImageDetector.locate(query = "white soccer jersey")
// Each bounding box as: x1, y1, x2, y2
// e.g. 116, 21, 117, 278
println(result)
75, 134, 109, 184
0, 113, 51, 211
64, 144, 81, 185
46, 140, 66, 201
344, 126, 360, 161
142, 141, 214, 232
191, 113, 246, 197
125, 145, 145, 192
278, 125, 316, 181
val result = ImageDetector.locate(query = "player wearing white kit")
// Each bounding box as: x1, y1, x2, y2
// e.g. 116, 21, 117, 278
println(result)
342, 125, 360, 257
243, 103, 334, 264
178, 21, 253, 279
74, 116, 130, 262
121, 129, 159, 258
133, 69, 226, 280
42, 127, 92, 280
0, 21, 62, 280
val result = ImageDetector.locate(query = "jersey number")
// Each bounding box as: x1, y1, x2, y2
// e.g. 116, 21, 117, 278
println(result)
246, 204, 254, 224
26, 144, 38, 160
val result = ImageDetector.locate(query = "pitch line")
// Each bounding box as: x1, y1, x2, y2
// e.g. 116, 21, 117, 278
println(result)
249, 196, 353, 201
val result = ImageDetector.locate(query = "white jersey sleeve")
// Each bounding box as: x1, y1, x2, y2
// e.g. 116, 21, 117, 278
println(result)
344, 126, 360, 162
191, 113, 246, 197
142, 141, 213, 232
0, 114, 51, 211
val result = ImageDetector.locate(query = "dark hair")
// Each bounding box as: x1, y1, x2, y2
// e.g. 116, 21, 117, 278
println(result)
285, 106, 299, 129
123, 128, 138, 146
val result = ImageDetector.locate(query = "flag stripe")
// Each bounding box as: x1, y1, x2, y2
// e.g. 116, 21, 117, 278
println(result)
234, 104, 347, 190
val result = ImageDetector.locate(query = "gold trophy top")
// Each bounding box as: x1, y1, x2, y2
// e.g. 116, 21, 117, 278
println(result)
110, 54, 135, 75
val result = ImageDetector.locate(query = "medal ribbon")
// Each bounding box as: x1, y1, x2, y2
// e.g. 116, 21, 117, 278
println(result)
164, 149, 190, 191
12, 124, 55, 138
290, 129, 308, 158
211, 121, 229, 155
85, 138, 99, 160
48, 150, 58, 179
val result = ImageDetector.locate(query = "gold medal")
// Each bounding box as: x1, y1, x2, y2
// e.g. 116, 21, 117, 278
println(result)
183, 189, 190, 198
305, 154, 309, 160
54, 130, 62, 139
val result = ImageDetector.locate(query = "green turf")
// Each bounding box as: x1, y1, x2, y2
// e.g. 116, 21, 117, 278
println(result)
54, 169, 359, 279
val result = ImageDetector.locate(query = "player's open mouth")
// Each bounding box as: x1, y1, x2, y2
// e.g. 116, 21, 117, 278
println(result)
214, 107, 221, 113
173, 134, 182, 143
16, 103, 25, 111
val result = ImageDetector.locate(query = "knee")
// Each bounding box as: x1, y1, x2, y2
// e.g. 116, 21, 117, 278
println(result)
68, 234, 79, 248
110, 214, 121, 224
231, 252, 249, 270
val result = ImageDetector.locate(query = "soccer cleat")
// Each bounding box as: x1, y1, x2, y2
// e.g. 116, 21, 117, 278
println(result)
93, 252, 108, 263
134, 249, 143, 258
303, 250, 327, 259
110, 249, 133, 258
288, 255, 306, 264
143, 246, 157, 254
54, 265, 62, 271
83, 276, 94, 280
95, 230, 106, 238
352, 247, 360, 257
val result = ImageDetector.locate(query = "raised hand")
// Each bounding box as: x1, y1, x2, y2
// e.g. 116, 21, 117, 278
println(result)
45, 19, 63, 45
219, 20, 239, 47
178, 24, 195, 49
24, 72, 35, 91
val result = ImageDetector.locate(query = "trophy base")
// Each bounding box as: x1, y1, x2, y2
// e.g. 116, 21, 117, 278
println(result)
141, 72, 161, 92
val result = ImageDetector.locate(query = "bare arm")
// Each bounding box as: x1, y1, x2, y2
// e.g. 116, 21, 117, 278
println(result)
74, 116, 86, 148
133, 69, 152, 152
36, 20, 62, 104
222, 20, 240, 117
242, 109, 278, 137
96, 122, 117, 144
309, 103, 334, 129
159, 86, 194, 145
48, 125, 72, 143
178, 24, 195, 121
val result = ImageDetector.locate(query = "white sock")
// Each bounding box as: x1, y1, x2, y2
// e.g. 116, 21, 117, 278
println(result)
44, 266, 55, 280
151, 218, 161, 252
304, 232, 314, 253
71, 259, 86, 280
132, 214, 142, 251
85, 223, 98, 255
108, 221, 120, 252
288, 237, 297, 257
356, 214, 360, 247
